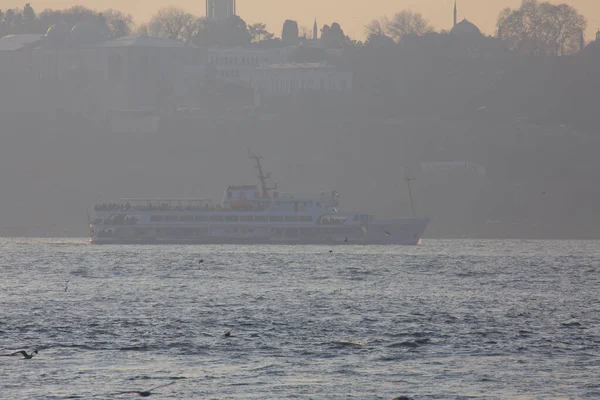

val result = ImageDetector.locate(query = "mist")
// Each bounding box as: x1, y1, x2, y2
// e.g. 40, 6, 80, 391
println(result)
1, 0, 599, 239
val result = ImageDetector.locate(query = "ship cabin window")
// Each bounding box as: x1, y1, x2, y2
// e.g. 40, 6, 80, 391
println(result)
270, 216, 284, 222
285, 216, 298, 222
240, 216, 254, 222
150, 215, 163, 222
165, 215, 179, 221
225, 216, 239, 222
195, 215, 209, 221
300, 216, 313, 222
360, 215, 369, 223
179, 215, 194, 222
255, 216, 268, 222
210, 215, 224, 221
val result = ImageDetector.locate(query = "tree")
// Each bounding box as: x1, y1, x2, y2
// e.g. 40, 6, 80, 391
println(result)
192, 15, 251, 47
365, 19, 385, 38
147, 6, 201, 42
0, 10, 5, 37
61, 5, 98, 26
22, 3, 37, 33
38, 9, 68, 31
321, 22, 349, 48
248, 22, 273, 43
498, 0, 586, 56
384, 10, 432, 42
221, 15, 252, 46
103, 9, 134, 39
282, 19, 299, 46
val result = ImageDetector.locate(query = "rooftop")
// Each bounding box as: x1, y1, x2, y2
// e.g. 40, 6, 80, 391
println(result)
0, 34, 44, 51
97, 34, 193, 49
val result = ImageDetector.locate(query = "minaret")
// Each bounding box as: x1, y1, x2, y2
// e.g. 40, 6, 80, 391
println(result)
453, 0, 457, 28
580, 30, 585, 52
313, 19, 318, 40
596, 29, 600, 41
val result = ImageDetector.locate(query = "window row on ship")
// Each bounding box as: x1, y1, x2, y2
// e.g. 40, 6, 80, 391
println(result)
148, 215, 315, 222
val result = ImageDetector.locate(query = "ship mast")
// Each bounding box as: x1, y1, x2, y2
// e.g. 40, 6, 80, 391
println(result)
404, 166, 416, 217
248, 149, 278, 198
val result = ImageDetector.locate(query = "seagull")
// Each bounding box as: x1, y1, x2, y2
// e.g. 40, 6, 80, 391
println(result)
198, 259, 204, 264
0, 350, 38, 359
222, 330, 232, 338
385, 231, 392, 236
329, 250, 333, 253
113, 381, 176, 397
64, 280, 69, 292
344, 237, 348, 243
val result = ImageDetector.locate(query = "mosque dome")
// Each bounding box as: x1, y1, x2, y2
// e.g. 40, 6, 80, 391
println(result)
451, 19, 483, 37
45, 23, 72, 48
69, 21, 108, 47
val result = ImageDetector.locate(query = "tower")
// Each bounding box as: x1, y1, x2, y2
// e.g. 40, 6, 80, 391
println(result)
206, 0, 236, 21
453, 0, 457, 28
580, 30, 585, 52
313, 19, 318, 40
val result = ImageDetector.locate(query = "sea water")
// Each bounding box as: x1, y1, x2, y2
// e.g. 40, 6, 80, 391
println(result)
0, 238, 598, 399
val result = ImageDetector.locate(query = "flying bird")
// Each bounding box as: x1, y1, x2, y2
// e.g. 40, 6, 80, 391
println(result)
385, 231, 392, 236
113, 381, 176, 397
0, 350, 38, 359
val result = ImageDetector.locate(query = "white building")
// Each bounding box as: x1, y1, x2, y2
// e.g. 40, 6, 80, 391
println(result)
252, 63, 352, 94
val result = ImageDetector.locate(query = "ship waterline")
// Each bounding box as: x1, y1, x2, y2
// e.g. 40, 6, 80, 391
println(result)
89, 152, 428, 245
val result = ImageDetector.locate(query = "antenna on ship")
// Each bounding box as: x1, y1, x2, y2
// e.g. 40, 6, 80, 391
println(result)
247, 149, 278, 198
404, 166, 416, 217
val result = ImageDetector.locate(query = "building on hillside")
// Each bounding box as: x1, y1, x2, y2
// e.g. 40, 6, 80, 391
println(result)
27, 30, 202, 120
251, 63, 352, 95
0, 34, 44, 77
206, 47, 294, 84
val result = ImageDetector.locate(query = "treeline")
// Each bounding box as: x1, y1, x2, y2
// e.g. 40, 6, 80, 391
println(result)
0, 0, 590, 55
0, 2, 351, 48
0, 4, 134, 39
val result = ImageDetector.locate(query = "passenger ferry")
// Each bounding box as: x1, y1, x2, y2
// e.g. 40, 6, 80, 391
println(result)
89, 152, 429, 245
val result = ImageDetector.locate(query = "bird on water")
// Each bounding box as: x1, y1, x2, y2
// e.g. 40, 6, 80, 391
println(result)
113, 381, 176, 397
0, 350, 38, 359
199, 259, 204, 264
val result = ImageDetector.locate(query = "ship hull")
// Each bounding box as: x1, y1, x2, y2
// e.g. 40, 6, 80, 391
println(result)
89, 218, 429, 245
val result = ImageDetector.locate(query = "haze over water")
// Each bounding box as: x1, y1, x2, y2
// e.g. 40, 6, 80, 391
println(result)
1, 238, 598, 399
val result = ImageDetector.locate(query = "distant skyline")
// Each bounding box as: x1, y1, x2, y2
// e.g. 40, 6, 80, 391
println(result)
4, 0, 600, 40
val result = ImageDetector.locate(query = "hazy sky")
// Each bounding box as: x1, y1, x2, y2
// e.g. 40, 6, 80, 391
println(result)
6, 0, 600, 40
